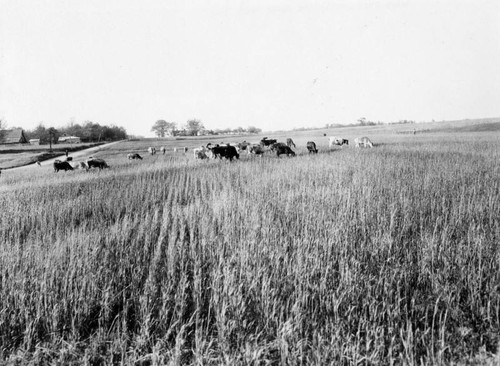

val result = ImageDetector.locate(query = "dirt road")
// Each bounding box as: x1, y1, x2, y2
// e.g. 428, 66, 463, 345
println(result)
4, 141, 122, 172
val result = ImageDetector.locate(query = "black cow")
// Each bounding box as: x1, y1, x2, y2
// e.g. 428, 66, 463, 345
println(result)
275, 145, 295, 157
286, 138, 296, 148
306, 141, 318, 153
54, 159, 73, 172
128, 153, 143, 160
260, 137, 277, 147
207, 143, 239, 161
87, 158, 110, 170
270, 142, 287, 152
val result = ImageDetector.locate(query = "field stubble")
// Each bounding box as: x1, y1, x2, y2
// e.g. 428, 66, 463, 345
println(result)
0, 135, 499, 364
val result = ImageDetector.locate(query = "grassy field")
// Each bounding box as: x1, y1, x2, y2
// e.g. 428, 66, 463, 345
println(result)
0, 124, 499, 364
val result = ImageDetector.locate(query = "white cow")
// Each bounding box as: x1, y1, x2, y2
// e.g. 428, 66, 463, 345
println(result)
193, 146, 209, 159
248, 144, 265, 156
148, 147, 156, 155
160, 146, 166, 155
354, 137, 373, 148
329, 136, 349, 148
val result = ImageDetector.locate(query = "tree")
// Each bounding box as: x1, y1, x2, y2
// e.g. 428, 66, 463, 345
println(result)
151, 120, 176, 138
247, 126, 262, 134
27, 123, 49, 144
358, 117, 367, 125
0, 119, 5, 142
185, 119, 204, 136
80, 121, 102, 142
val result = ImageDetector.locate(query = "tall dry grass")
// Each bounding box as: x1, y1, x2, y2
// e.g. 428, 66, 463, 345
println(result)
0, 136, 499, 364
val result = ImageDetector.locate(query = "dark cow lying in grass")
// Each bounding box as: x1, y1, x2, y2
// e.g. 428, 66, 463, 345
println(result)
271, 143, 295, 157
53, 159, 73, 172
87, 158, 110, 170
128, 153, 143, 160
206, 143, 239, 161
306, 141, 318, 153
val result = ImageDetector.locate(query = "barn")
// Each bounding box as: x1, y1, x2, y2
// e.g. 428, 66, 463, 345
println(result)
0, 129, 29, 144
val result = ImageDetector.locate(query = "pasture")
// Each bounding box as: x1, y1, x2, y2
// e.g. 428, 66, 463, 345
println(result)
1, 127, 499, 364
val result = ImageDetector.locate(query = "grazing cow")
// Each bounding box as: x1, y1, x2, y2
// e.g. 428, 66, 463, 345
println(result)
286, 138, 296, 148
260, 137, 277, 147
354, 137, 373, 148
274, 145, 295, 157
206, 143, 239, 161
148, 147, 156, 155
87, 158, 110, 170
306, 141, 318, 153
270, 142, 287, 152
53, 159, 73, 172
195, 150, 208, 159
237, 141, 251, 151
183, 147, 188, 153
248, 144, 265, 156
193, 146, 209, 159
160, 146, 166, 155
128, 153, 143, 160
329, 136, 349, 148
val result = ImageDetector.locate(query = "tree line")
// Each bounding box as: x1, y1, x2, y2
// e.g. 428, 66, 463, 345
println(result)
151, 119, 262, 137
26, 121, 127, 144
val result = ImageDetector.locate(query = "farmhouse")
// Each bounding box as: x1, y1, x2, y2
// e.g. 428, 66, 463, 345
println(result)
58, 135, 81, 143
0, 128, 29, 144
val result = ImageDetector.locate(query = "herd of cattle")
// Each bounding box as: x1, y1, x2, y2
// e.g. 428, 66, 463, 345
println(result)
53, 157, 110, 172
50, 135, 374, 172
169, 136, 373, 161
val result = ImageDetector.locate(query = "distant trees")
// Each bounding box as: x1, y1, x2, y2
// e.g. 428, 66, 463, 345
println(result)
151, 120, 176, 138
26, 121, 127, 144
184, 119, 204, 136
28, 123, 54, 144
246, 126, 262, 134
151, 118, 262, 136
0, 119, 5, 141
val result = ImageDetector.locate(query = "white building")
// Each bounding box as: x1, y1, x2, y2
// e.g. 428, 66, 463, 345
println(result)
58, 136, 81, 143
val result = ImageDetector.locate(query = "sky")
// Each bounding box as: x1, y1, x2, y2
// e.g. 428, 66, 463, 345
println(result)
1, 0, 499, 136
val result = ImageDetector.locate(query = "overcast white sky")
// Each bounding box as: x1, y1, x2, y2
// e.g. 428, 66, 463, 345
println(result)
1, 0, 499, 136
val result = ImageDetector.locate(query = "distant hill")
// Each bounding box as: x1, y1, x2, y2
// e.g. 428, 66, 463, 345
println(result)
431, 120, 500, 133
385, 118, 500, 135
